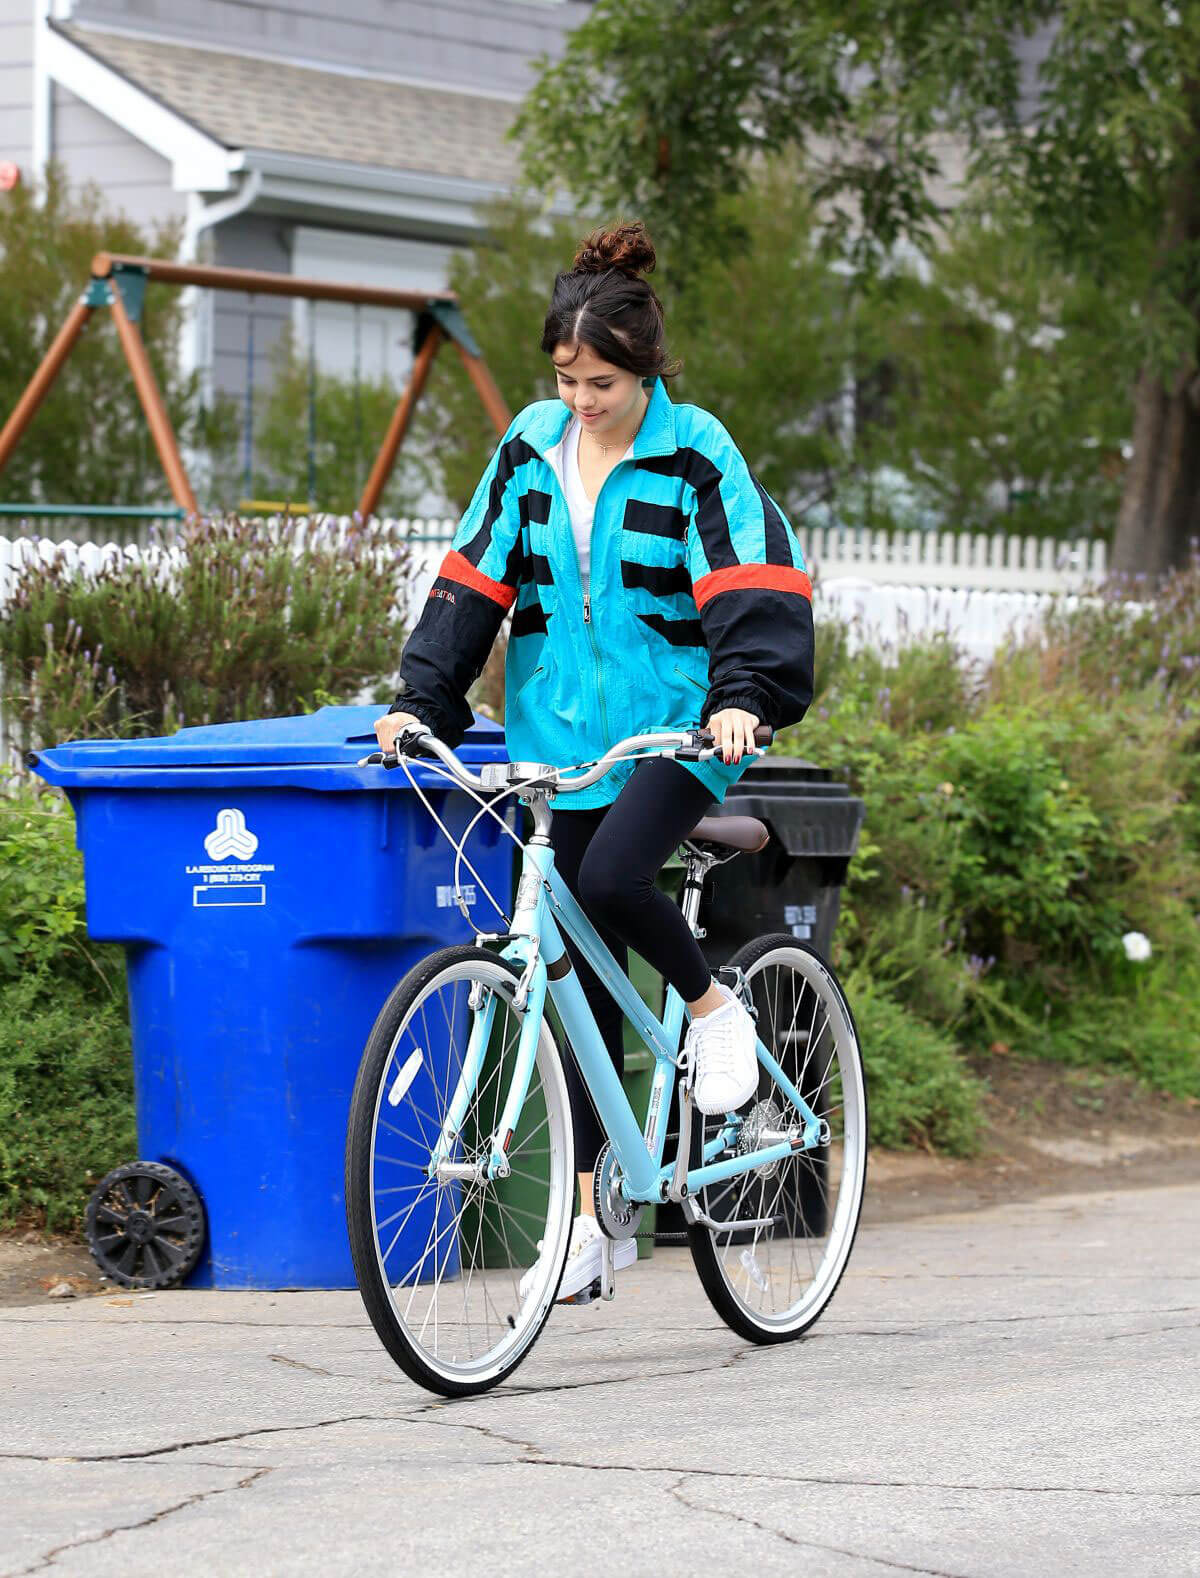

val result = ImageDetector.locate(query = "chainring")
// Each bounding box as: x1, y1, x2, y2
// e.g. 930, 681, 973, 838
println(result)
591, 1142, 644, 1241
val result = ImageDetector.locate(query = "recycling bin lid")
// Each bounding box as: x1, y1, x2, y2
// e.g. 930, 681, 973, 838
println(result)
27, 705, 507, 793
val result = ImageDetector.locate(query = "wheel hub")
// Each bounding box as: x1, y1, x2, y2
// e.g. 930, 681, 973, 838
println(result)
737, 1099, 784, 1178
125, 1210, 154, 1244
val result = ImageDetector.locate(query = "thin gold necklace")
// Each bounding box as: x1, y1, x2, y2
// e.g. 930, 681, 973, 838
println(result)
580, 397, 647, 456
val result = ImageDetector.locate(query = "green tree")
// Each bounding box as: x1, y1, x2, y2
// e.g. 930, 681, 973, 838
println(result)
409, 191, 583, 512
0, 163, 231, 512
854, 202, 1135, 536
513, 1, 1200, 575
412, 172, 857, 520
413, 168, 1123, 541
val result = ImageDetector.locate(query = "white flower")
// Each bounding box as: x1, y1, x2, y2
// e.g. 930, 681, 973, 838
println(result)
1121, 931, 1152, 963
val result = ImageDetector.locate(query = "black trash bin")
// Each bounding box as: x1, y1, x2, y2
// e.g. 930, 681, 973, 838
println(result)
656, 756, 865, 1243
697, 757, 865, 964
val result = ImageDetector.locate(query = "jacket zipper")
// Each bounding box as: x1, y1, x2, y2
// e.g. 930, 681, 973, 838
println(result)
581, 588, 612, 750
582, 451, 637, 753
540, 434, 634, 756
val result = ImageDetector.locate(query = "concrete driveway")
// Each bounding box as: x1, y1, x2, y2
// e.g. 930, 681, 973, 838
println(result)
2, 1183, 1197, 1577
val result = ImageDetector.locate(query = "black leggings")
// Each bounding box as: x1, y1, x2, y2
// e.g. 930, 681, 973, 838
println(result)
549, 756, 717, 1172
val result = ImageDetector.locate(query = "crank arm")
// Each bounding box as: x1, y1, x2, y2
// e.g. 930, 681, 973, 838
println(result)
599, 1237, 615, 1301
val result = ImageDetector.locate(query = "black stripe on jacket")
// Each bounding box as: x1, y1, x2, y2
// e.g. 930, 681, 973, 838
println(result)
638, 449, 735, 568
459, 436, 540, 569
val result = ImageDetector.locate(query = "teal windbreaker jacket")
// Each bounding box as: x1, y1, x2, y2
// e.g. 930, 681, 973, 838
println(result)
392, 375, 815, 809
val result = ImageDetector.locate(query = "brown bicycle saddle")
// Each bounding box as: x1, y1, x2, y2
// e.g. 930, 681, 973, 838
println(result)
685, 814, 769, 853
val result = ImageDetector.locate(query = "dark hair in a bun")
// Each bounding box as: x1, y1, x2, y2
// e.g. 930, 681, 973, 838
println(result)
571, 222, 657, 279
540, 220, 681, 382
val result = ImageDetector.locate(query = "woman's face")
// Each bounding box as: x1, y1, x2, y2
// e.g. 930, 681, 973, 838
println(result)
551, 342, 645, 438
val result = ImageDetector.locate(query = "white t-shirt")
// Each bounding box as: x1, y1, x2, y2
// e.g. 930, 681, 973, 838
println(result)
547, 418, 634, 590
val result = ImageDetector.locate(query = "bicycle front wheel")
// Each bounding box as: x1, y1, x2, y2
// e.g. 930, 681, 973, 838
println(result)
345, 945, 575, 1396
687, 936, 868, 1343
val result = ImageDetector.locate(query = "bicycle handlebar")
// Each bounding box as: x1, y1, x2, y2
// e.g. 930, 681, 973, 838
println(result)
356, 722, 773, 795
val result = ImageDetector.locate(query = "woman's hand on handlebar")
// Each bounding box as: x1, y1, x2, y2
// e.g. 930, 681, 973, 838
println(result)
374, 711, 423, 755
705, 706, 762, 765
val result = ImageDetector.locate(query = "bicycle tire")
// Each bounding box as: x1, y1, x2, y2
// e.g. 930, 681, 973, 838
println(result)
687, 935, 868, 1344
346, 944, 575, 1396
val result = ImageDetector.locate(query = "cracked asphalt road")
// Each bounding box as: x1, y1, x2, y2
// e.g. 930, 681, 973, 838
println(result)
2, 1183, 1197, 1577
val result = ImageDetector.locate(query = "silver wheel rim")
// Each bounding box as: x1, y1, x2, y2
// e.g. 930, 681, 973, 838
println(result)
367, 960, 572, 1384
697, 946, 866, 1332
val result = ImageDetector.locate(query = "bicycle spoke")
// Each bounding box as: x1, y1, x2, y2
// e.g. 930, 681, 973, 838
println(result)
692, 946, 865, 1337
356, 954, 572, 1388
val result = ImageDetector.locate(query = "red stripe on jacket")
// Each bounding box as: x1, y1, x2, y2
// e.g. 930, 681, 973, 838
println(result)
436, 549, 517, 610
693, 564, 813, 609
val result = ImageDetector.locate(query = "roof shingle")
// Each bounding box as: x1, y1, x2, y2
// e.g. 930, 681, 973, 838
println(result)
60, 23, 520, 185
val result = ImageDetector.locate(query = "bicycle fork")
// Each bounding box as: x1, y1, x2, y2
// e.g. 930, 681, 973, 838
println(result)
427, 859, 551, 1186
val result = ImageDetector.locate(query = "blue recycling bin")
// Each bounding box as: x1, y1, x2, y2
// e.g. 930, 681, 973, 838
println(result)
28, 705, 514, 1290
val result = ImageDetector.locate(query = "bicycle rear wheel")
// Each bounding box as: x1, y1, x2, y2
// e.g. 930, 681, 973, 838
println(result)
345, 944, 574, 1395
687, 935, 867, 1342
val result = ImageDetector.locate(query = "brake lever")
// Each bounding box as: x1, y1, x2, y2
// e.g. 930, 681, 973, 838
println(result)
357, 723, 435, 769
675, 723, 773, 763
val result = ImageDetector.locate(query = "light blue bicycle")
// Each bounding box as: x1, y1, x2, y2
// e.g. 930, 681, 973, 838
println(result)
346, 724, 868, 1396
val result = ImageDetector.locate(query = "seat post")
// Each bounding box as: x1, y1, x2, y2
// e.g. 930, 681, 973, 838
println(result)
678, 849, 715, 935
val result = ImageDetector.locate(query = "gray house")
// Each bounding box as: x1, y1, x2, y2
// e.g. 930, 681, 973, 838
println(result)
1, 0, 588, 499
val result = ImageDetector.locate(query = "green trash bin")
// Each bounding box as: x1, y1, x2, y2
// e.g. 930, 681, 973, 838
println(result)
468, 857, 685, 1268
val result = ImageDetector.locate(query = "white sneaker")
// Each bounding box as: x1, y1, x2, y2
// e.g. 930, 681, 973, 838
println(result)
687, 981, 760, 1116
518, 1214, 637, 1304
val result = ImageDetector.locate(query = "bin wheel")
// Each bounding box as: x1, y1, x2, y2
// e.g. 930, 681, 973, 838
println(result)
84, 1162, 205, 1290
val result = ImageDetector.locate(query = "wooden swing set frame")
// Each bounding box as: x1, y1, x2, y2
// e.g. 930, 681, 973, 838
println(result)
0, 251, 511, 522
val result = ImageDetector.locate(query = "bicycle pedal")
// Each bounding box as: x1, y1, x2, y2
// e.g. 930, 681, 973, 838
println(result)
562, 1277, 602, 1306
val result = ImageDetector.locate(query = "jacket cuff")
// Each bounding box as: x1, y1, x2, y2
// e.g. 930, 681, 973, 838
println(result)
387, 695, 448, 735
701, 689, 772, 727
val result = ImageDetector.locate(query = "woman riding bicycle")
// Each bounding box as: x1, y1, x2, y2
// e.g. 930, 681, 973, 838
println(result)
375, 220, 815, 1303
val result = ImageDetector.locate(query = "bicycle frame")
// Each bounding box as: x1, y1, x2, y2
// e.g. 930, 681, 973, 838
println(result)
433, 822, 826, 1207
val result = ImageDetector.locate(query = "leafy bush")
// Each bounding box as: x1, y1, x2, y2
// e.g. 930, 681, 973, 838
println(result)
1041, 960, 1200, 1101
0, 514, 412, 756
0, 777, 114, 991
847, 972, 983, 1155
936, 711, 1110, 964
0, 778, 133, 1229
783, 565, 1200, 1119
0, 974, 134, 1231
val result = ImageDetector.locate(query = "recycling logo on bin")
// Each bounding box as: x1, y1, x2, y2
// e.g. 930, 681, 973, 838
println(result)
186, 808, 276, 908
785, 903, 818, 940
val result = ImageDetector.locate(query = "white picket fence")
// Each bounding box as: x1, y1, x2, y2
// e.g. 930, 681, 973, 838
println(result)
0, 521, 1117, 766
803, 526, 1108, 592
816, 578, 1119, 668
0, 519, 1109, 598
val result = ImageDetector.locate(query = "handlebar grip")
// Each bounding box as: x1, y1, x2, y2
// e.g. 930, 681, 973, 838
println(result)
695, 724, 774, 749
